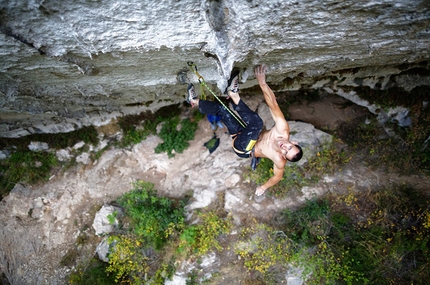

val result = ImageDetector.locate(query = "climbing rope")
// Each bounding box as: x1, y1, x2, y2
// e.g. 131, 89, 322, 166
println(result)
187, 61, 246, 128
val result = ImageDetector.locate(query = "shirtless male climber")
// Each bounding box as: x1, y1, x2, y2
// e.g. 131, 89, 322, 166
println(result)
186, 64, 303, 196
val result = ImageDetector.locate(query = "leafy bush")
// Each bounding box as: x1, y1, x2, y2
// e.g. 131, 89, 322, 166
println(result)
235, 223, 295, 276
283, 199, 331, 245
0, 151, 58, 197
117, 180, 186, 249
280, 186, 430, 284
294, 241, 367, 285
68, 258, 117, 285
0, 126, 99, 199
67, 181, 186, 285
106, 235, 149, 284
235, 186, 429, 284
117, 108, 200, 156
178, 211, 232, 256
117, 117, 163, 148
340, 104, 430, 174
155, 117, 198, 158
234, 197, 366, 285
283, 198, 367, 284
150, 260, 176, 285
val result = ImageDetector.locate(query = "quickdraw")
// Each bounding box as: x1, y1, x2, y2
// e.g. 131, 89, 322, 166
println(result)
187, 61, 246, 128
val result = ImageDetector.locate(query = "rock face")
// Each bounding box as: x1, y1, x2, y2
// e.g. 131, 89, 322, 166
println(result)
92, 205, 123, 236
1, 0, 429, 137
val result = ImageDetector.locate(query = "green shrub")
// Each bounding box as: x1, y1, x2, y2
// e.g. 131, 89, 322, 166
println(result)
279, 186, 430, 284
116, 104, 187, 149
67, 181, 186, 285
68, 258, 117, 285
283, 199, 331, 245
0, 126, 99, 198
279, 197, 368, 284
106, 235, 149, 284
107, 210, 117, 225
117, 180, 186, 249
235, 223, 295, 276
340, 106, 430, 174
178, 211, 232, 256
117, 117, 162, 148
185, 269, 199, 285
293, 242, 367, 285
232, 203, 369, 284
155, 116, 198, 158
0, 150, 58, 198
150, 260, 176, 285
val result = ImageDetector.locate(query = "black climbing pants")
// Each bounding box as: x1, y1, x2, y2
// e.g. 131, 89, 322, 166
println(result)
198, 99, 263, 158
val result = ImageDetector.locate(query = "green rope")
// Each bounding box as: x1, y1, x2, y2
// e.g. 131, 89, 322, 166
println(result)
187, 62, 246, 128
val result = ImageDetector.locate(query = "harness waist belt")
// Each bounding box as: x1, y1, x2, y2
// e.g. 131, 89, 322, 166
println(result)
231, 136, 256, 158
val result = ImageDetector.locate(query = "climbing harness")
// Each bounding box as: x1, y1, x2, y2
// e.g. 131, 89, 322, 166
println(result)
230, 134, 257, 158
187, 61, 246, 129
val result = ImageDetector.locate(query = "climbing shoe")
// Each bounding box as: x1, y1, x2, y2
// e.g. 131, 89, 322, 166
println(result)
186, 83, 198, 106
224, 70, 240, 95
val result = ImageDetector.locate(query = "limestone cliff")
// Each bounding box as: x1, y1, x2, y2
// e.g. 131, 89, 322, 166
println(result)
1, 0, 429, 137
